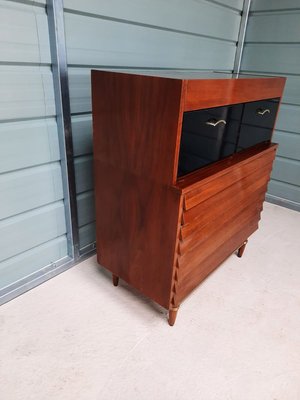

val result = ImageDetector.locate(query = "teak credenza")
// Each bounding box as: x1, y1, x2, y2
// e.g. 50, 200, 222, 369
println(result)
91, 71, 285, 326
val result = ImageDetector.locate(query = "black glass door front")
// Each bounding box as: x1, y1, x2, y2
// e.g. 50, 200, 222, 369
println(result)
177, 98, 280, 178
237, 98, 279, 151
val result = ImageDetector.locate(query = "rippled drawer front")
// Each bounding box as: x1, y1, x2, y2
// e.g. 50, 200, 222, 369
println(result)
174, 144, 278, 304
177, 221, 259, 303
183, 148, 276, 211
179, 194, 264, 256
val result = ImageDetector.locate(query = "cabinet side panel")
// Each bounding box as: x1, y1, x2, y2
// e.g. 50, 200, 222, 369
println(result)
93, 162, 181, 308
92, 70, 183, 186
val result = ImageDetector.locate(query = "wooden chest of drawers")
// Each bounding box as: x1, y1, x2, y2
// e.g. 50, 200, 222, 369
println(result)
91, 71, 285, 325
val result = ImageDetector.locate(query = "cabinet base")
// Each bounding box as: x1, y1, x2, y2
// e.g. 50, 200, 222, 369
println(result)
112, 274, 119, 286
237, 240, 248, 258
168, 307, 179, 326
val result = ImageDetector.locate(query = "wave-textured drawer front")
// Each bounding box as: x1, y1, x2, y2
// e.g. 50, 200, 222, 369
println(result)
177, 221, 258, 303
183, 149, 275, 210
178, 207, 261, 281
174, 146, 277, 304
179, 194, 264, 255
182, 164, 271, 226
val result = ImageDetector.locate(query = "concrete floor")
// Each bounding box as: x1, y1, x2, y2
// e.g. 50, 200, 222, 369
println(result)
0, 202, 300, 400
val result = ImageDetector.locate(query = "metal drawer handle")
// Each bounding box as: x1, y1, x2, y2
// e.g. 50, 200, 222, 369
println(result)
205, 119, 227, 127
256, 108, 271, 116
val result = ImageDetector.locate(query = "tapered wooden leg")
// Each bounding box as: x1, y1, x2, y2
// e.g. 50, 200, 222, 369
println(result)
168, 307, 179, 326
237, 240, 248, 258
112, 274, 119, 286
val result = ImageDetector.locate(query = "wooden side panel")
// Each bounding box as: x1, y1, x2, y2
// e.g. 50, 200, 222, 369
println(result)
92, 70, 183, 186
185, 78, 286, 111
93, 162, 181, 308
176, 146, 277, 303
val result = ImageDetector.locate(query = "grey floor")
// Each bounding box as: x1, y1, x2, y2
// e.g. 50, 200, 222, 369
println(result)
1, 202, 300, 400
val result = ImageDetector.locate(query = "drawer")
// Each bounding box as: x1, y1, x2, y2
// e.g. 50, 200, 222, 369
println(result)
182, 148, 276, 210
178, 209, 260, 282
178, 104, 243, 176
237, 124, 273, 151
182, 105, 230, 137
242, 99, 279, 129
177, 220, 259, 303
179, 192, 265, 255
182, 163, 271, 226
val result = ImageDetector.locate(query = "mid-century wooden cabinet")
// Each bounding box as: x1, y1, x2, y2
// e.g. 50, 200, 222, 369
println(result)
91, 71, 285, 325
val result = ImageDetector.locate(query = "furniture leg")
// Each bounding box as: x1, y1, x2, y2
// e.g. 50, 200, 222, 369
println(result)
112, 274, 119, 286
237, 240, 248, 258
168, 307, 179, 326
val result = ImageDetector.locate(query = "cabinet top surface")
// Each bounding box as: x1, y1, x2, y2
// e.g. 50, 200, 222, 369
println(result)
91, 69, 285, 82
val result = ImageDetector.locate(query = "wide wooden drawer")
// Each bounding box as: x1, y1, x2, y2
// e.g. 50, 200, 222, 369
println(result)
182, 146, 276, 210
177, 221, 258, 303
182, 163, 271, 226
179, 193, 264, 255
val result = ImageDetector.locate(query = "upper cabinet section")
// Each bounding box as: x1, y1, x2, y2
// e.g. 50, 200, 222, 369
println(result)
91, 71, 286, 186
178, 98, 280, 177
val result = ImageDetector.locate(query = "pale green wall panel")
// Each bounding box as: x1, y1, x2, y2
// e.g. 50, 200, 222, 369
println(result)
72, 115, 93, 156
0, 236, 68, 291
79, 222, 96, 250
74, 155, 94, 194
250, 0, 300, 12
0, 163, 63, 220
0, 119, 60, 173
64, 0, 241, 42
281, 76, 300, 106
65, 14, 236, 69
268, 180, 300, 204
0, 1, 50, 63
246, 13, 300, 43
242, 44, 300, 75
276, 104, 300, 135
0, 66, 55, 120
0, 202, 66, 263
241, 0, 300, 208
271, 158, 300, 187
77, 191, 95, 227
69, 69, 92, 114
273, 131, 300, 161
0, 1, 68, 294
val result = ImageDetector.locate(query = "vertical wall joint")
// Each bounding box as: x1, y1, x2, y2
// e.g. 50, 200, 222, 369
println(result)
46, 0, 80, 259
233, 0, 251, 75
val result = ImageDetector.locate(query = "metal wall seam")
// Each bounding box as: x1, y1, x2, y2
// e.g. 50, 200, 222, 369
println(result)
46, 0, 80, 259
233, 0, 251, 74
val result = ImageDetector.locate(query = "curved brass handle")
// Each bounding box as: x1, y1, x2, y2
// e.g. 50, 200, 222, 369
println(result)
205, 119, 227, 127
256, 108, 271, 116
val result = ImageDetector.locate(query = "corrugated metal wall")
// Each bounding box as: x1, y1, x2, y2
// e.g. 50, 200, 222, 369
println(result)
63, 0, 244, 249
0, 1, 68, 292
240, 0, 300, 209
